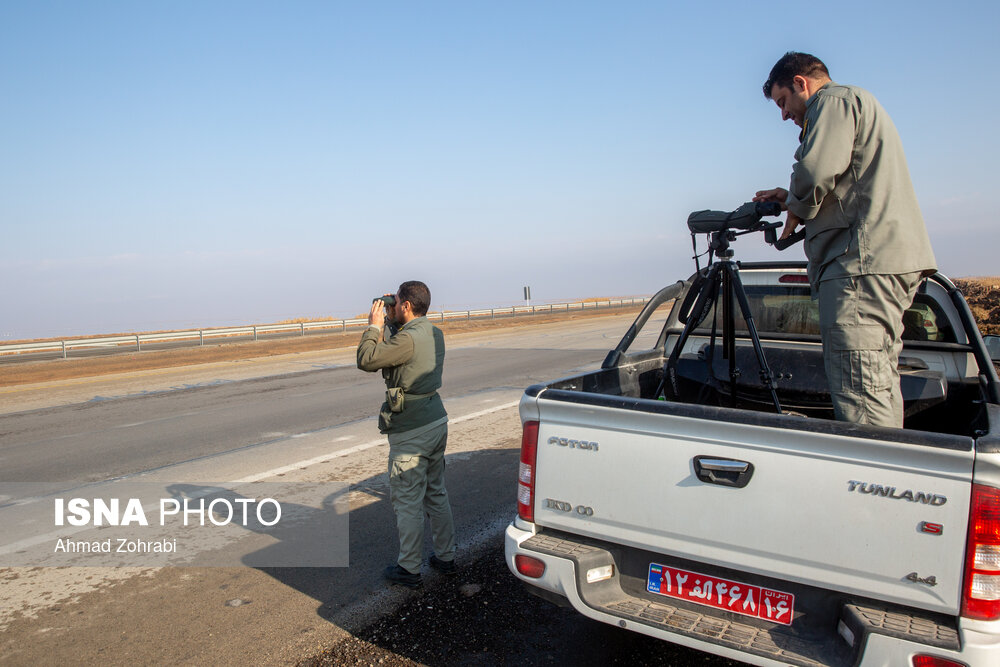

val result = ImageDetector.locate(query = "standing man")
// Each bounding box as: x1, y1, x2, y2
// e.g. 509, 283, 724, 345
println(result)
753, 52, 936, 427
357, 280, 456, 587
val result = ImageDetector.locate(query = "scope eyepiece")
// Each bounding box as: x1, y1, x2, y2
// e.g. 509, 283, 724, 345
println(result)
687, 201, 782, 234
754, 201, 782, 217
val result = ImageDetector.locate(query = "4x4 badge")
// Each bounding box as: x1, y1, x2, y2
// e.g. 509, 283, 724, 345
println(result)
905, 572, 938, 587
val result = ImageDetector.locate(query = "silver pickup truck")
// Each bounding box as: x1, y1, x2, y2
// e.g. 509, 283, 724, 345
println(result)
505, 262, 1000, 667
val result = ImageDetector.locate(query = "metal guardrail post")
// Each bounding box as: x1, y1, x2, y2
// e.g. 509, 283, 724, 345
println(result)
253, 326, 258, 342
62, 341, 67, 359
300, 323, 305, 337
200, 330, 204, 346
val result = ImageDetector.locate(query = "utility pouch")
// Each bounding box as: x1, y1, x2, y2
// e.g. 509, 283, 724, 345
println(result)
386, 387, 405, 413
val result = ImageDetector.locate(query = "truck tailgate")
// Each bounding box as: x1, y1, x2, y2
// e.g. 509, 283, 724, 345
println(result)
529, 393, 975, 615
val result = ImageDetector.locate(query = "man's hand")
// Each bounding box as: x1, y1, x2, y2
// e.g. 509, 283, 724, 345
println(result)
369, 299, 386, 328
780, 210, 803, 240
752, 187, 789, 207
753, 188, 804, 239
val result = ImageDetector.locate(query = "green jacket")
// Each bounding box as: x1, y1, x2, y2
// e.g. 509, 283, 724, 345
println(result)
357, 316, 447, 434
786, 82, 936, 289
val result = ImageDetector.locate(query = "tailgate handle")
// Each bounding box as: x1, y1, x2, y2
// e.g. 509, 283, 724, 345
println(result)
694, 457, 754, 488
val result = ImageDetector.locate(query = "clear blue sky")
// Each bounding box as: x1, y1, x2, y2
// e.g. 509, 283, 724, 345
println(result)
2, 1, 997, 339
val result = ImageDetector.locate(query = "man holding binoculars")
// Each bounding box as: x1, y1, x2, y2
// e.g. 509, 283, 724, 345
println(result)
357, 280, 456, 588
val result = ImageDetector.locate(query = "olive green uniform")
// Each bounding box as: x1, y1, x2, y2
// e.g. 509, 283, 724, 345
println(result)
785, 82, 936, 426
357, 316, 455, 573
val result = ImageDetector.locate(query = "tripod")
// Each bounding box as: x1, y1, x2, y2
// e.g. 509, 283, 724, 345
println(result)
660, 226, 783, 414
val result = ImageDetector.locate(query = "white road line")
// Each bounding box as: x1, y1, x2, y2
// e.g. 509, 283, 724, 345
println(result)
0, 400, 522, 556
233, 399, 519, 483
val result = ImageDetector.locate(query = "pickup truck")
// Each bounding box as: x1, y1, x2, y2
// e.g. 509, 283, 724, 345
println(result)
505, 261, 1000, 667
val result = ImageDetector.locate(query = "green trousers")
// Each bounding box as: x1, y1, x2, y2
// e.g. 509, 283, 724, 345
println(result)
387, 421, 456, 573
818, 272, 923, 427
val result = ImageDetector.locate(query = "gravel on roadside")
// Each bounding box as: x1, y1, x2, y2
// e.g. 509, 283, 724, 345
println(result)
297, 535, 737, 667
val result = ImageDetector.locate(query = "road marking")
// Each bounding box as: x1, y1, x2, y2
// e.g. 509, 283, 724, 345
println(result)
0, 400, 520, 554
0, 399, 522, 556
114, 411, 205, 429
233, 399, 520, 483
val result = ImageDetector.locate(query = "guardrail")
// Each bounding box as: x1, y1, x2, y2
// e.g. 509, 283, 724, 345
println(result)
0, 297, 649, 361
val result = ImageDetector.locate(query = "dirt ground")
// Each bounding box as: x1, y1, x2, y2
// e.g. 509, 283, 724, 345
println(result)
296, 535, 736, 667
0, 308, 643, 388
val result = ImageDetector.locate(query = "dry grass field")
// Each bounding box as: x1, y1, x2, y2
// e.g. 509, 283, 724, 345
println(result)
954, 277, 1000, 336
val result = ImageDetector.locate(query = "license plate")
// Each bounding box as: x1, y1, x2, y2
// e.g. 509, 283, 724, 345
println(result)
647, 562, 794, 626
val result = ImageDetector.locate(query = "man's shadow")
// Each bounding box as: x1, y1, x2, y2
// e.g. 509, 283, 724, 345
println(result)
264, 446, 518, 627
168, 445, 520, 632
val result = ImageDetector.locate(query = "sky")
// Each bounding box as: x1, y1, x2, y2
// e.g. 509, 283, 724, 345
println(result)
2, 1, 998, 340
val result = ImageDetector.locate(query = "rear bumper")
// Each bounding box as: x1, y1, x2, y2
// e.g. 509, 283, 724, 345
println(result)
505, 521, 1000, 667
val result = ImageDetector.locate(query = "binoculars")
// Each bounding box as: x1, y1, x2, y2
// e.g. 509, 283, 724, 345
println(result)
373, 295, 396, 307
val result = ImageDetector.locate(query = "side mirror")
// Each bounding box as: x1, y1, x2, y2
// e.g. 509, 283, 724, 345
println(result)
985, 335, 1000, 363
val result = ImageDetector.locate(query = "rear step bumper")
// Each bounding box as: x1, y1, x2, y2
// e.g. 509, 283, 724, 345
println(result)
505, 522, 996, 667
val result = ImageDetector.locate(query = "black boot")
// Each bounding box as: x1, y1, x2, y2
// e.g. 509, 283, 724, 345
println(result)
384, 564, 421, 588
429, 554, 457, 575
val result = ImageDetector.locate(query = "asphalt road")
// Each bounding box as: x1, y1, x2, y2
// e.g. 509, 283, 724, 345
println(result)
0, 345, 591, 485
0, 314, 735, 666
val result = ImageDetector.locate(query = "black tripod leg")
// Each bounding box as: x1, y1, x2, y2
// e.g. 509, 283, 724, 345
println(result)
721, 265, 738, 407
727, 266, 783, 414
659, 264, 722, 399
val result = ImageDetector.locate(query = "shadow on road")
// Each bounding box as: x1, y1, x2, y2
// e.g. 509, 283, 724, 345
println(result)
247, 447, 523, 631
165, 443, 736, 666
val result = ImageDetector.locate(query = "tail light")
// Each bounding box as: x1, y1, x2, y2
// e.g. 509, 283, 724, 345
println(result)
517, 421, 539, 522
961, 484, 1000, 620
515, 554, 546, 578
911, 656, 968, 667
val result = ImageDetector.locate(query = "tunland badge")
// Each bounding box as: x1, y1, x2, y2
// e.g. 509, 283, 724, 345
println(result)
548, 436, 599, 451
847, 480, 946, 506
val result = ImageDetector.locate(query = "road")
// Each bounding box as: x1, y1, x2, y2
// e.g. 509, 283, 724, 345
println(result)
0, 313, 733, 665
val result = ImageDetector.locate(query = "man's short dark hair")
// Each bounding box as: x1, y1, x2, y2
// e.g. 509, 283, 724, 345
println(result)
763, 52, 830, 99
398, 280, 431, 316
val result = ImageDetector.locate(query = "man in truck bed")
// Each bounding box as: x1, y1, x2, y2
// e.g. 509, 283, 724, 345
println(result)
752, 51, 936, 428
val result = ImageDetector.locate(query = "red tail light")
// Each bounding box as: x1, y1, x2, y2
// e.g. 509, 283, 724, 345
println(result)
962, 484, 1000, 620
911, 655, 968, 667
518, 421, 539, 522
515, 554, 546, 578
779, 274, 810, 284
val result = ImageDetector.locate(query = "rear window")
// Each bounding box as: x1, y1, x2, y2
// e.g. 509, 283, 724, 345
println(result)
702, 286, 956, 343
